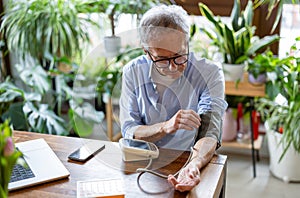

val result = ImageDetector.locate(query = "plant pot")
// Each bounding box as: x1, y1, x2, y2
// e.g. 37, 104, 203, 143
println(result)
222, 63, 245, 82
265, 122, 300, 182
104, 36, 121, 58
248, 73, 266, 86
222, 108, 237, 141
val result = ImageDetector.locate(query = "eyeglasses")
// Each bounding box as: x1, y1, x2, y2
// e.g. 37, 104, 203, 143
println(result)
147, 49, 189, 69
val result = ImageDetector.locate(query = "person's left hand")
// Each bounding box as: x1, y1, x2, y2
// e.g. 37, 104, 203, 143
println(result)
167, 162, 200, 192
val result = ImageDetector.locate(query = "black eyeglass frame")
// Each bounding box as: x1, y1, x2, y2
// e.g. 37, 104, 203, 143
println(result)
146, 47, 189, 69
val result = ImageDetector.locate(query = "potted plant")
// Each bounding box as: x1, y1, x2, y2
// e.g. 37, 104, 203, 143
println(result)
103, 0, 170, 57
256, 37, 300, 182
0, 0, 99, 63
0, 62, 69, 135
0, 0, 104, 136
246, 49, 276, 85
199, 0, 279, 81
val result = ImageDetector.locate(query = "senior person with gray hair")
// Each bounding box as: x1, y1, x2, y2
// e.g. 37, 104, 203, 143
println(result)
119, 4, 227, 192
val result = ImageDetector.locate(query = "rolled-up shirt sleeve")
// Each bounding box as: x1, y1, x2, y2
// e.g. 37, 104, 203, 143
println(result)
196, 60, 228, 145
119, 57, 153, 139
120, 64, 140, 139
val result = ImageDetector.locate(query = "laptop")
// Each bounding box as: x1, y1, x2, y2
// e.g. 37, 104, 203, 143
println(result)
8, 138, 70, 191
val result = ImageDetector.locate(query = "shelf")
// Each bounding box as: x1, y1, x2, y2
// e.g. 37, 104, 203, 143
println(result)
225, 73, 265, 97
224, 73, 266, 178
222, 135, 264, 150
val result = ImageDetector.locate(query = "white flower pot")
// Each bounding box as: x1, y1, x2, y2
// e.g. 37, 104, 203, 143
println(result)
222, 63, 245, 81
265, 122, 300, 182
104, 36, 121, 58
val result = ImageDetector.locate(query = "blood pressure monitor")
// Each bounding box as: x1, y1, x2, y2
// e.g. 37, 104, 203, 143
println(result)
119, 138, 159, 161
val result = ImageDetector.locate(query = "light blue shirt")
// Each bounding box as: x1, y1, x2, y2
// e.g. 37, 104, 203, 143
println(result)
119, 52, 227, 150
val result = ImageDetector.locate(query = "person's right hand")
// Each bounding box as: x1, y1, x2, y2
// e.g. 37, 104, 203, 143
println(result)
162, 109, 201, 134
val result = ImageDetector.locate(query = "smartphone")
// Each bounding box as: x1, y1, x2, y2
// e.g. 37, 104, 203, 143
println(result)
68, 141, 105, 162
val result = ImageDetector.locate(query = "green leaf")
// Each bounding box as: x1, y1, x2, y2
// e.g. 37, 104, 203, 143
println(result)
0, 82, 23, 103
15, 60, 51, 95
199, 3, 220, 28
190, 23, 196, 39
23, 102, 67, 135
247, 34, 280, 55
230, 0, 241, 31
270, 0, 283, 33
243, 0, 253, 26
223, 25, 236, 63
199, 27, 217, 41
0, 0, 98, 61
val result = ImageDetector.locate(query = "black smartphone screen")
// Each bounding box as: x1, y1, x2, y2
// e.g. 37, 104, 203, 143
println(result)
68, 142, 105, 162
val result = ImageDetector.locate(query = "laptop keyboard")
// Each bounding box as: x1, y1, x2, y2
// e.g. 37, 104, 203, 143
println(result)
9, 156, 35, 183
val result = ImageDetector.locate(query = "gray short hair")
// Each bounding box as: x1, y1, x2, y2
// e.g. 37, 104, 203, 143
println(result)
139, 5, 190, 48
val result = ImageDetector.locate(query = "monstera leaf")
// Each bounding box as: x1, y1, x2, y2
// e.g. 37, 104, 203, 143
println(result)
23, 102, 68, 135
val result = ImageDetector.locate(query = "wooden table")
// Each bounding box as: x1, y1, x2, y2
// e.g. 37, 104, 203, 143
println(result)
10, 131, 227, 198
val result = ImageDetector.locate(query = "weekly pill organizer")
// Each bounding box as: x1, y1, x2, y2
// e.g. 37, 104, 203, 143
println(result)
77, 178, 124, 198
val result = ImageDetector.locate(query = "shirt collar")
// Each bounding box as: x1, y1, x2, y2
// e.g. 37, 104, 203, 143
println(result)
147, 54, 192, 87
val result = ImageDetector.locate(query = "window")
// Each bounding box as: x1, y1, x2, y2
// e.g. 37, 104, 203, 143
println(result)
279, 4, 300, 58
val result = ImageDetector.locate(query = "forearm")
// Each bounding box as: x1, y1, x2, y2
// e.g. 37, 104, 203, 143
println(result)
191, 137, 217, 170
133, 109, 201, 142
134, 122, 166, 142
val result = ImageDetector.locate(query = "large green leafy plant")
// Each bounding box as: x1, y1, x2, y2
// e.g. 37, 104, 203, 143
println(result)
199, 0, 279, 64
0, 58, 70, 135
0, 0, 104, 135
256, 37, 300, 161
1, 0, 98, 62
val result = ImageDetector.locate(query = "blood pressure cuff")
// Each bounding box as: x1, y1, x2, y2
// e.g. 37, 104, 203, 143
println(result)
195, 111, 222, 150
